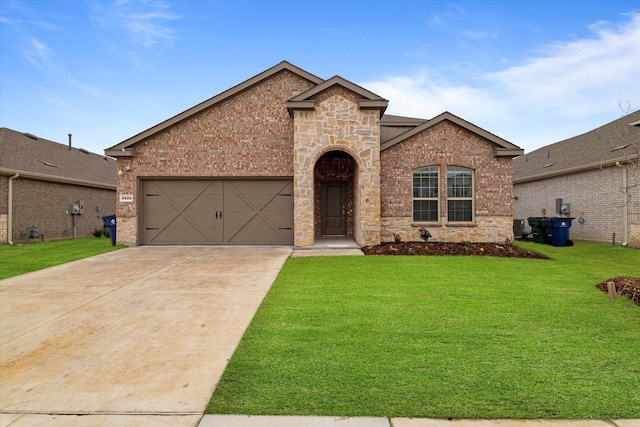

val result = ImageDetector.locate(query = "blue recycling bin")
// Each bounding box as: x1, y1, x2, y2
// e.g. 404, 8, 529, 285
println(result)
102, 215, 117, 246
545, 217, 574, 247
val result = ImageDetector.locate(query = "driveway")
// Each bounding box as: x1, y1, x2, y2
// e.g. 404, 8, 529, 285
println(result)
0, 246, 291, 426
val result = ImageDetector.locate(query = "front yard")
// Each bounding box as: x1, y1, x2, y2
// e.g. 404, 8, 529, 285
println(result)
207, 241, 640, 419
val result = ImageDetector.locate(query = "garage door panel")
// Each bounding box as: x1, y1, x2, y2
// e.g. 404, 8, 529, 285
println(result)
224, 216, 292, 245
143, 179, 292, 245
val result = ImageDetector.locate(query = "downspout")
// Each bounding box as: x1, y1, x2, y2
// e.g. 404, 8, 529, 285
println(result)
8, 173, 19, 245
616, 162, 629, 246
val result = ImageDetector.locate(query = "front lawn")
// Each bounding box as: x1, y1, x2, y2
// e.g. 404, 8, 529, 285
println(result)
0, 237, 124, 279
207, 241, 640, 419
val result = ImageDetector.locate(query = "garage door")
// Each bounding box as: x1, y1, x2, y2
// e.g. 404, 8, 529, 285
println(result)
143, 179, 293, 245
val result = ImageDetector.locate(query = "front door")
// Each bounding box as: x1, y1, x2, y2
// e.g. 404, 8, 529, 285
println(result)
321, 182, 347, 235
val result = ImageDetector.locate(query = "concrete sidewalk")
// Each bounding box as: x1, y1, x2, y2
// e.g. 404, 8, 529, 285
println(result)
198, 416, 640, 427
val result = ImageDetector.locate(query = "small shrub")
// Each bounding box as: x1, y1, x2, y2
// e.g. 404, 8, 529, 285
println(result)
393, 233, 402, 243
419, 228, 432, 242
92, 228, 105, 238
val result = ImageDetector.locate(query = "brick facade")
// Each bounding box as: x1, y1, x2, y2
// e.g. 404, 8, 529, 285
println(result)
3, 177, 115, 243
115, 70, 316, 245
513, 163, 640, 246
380, 121, 514, 243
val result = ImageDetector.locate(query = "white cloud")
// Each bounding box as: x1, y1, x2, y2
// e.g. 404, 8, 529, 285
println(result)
25, 37, 52, 68
95, 0, 180, 48
361, 12, 640, 152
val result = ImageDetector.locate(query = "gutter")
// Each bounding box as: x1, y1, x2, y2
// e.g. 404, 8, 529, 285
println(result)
616, 161, 629, 246
513, 153, 639, 184
8, 173, 19, 245
0, 167, 116, 190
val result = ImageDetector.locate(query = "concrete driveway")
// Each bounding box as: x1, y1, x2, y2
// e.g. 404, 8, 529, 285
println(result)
0, 246, 292, 426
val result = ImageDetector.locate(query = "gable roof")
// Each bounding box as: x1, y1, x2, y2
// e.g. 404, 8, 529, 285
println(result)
105, 60, 324, 156
380, 111, 524, 157
286, 75, 388, 116
0, 128, 117, 189
513, 110, 640, 183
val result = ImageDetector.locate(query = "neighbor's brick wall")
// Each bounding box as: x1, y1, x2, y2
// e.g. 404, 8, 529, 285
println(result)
380, 120, 514, 243
116, 70, 316, 245
514, 163, 640, 246
7, 177, 116, 243
0, 176, 7, 243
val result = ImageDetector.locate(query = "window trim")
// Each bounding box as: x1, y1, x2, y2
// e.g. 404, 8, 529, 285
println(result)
412, 166, 440, 223
446, 166, 474, 223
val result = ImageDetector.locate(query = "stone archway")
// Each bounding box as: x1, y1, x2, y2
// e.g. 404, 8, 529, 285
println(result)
314, 151, 357, 237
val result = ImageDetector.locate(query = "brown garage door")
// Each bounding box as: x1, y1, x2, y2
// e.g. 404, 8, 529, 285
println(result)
143, 179, 293, 245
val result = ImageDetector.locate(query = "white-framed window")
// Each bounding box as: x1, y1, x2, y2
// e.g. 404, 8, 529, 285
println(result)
447, 166, 473, 222
413, 166, 439, 222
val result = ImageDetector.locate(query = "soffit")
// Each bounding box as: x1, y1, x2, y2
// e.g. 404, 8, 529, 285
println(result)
286, 75, 388, 116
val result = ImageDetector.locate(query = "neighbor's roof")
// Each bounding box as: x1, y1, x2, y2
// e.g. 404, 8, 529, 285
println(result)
513, 110, 640, 183
0, 128, 117, 189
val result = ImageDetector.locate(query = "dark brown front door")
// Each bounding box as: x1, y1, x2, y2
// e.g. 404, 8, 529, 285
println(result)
321, 182, 346, 235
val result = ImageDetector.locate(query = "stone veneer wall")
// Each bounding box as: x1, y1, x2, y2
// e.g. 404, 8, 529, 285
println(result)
380, 120, 514, 243
293, 87, 381, 247
115, 70, 315, 245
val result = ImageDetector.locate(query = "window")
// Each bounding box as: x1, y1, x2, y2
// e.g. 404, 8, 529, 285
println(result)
447, 166, 473, 222
413, 166, 439, 222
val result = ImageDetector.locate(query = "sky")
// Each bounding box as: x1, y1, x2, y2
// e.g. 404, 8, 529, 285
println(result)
1, 0, 639, 156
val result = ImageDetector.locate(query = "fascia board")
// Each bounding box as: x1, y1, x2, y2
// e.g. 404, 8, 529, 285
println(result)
0, 167, 116, 190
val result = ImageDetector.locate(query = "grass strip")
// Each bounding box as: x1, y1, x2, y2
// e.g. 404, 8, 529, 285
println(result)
0, 237, 124, 279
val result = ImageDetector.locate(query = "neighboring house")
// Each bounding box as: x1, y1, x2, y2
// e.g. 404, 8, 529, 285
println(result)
0, 128, 117, 244
105, 61, 523, 247
513, 110, 640, 247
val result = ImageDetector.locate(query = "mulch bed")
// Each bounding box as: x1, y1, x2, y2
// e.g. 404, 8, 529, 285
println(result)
361, 241, 549, 259
596, 277, 640, 306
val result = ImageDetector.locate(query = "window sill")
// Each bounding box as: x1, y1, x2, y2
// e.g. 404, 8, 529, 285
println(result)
412, 222, 440, 227
445, 222, 477, 227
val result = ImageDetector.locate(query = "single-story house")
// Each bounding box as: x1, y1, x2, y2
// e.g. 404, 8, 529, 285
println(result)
513, 110, 640, 247
105, 61, 523, 247
0, 128, 117, 244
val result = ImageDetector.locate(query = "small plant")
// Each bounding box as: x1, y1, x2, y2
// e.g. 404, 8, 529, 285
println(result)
393, 233, 402, 243
419, 228, 431, 242
520, 230, 531, 239
93, 227, 107, 238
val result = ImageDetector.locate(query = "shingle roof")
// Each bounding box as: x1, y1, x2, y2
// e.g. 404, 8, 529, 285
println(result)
0, 128, 117, 189
513, 110, 640, 183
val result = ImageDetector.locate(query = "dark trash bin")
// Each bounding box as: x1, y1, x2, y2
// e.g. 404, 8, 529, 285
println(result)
527, 217, 546, 244
546, 217, 574, 247
102, 214, 117, 246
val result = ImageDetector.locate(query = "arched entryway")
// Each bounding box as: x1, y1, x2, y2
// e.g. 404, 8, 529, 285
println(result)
314, 150, 357, 238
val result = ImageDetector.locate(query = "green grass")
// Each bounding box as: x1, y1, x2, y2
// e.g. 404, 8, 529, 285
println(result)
207, 241, 640, 419
0, 237, 125, 279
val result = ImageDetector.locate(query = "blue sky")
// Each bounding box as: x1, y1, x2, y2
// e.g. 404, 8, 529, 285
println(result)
1, 0, 639, 155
